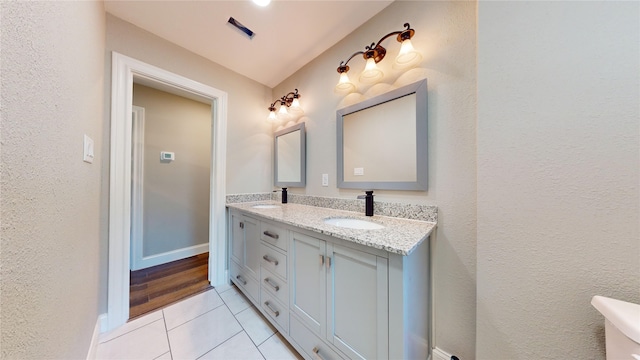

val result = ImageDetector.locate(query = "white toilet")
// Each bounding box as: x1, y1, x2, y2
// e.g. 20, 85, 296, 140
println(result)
592, 295, 640, 360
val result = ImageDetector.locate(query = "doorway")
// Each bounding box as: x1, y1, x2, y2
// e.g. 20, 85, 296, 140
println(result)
108, 52, 228, 331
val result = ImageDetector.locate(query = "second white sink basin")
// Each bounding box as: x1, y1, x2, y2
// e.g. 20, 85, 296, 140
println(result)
252, 204, 280, 209
324, 217, 385, 230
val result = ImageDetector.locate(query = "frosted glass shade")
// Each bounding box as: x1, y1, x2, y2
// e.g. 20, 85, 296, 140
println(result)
359, 58, 384, 84
394, 39, 422, 69
289, 98, 304, 115
268, 110, 277, 122
335, 72, 356, 94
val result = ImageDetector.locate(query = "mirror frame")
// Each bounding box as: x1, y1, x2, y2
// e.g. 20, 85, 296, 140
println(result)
337, 79, 428, 191
274, 122, 306, 187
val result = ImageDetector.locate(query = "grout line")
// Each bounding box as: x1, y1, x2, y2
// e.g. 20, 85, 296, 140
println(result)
98, 318, 164, 344
195, 329, 244, 360
162, 310, 173, 359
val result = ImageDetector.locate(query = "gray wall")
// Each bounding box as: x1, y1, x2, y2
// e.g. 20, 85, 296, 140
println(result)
101, 14, 274, 312
133, 84, 211, 258
273, 2, 478, 358
1, 1, 105, 358
476, 2, 639, 358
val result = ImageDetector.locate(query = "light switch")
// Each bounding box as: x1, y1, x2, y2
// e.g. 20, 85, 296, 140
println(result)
83, 134, 94, 164
322, 173, 329, 187
354, 167, 364, 176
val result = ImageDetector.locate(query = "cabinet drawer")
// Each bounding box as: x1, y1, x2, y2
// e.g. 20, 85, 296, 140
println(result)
261, 267, 289, 306
230, 260, 259, 303
260, 288, 289, 334
290, 315, 344, 360
261, 222, 287, 251
260, 243, 287, 280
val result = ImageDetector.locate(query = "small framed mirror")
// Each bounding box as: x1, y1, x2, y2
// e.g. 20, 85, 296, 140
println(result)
274, 122, 306, 187
337, 79, 427, 190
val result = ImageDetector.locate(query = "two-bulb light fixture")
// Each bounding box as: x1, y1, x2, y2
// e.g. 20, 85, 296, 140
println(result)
335, 23, 422, 94
267, 89, 304, 122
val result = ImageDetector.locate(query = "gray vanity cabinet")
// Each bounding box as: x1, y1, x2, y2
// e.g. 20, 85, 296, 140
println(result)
290, 231, 389, 360
229, 211, 260, 302
227, 207, 431, 360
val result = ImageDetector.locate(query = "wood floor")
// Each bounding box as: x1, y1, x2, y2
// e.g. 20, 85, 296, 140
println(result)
129, 253, 211, 319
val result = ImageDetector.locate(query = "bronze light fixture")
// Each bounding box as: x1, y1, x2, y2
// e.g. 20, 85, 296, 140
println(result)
268, 89, 303, 122
335, 23, 422, 94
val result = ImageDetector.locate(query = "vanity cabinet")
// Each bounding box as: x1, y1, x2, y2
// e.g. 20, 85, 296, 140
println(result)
229, 211, 260, 303
227, 207, 431, 360
290, 232, 388, 360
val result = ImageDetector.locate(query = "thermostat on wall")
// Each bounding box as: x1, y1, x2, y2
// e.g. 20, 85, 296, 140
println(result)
160, 151, 175, 161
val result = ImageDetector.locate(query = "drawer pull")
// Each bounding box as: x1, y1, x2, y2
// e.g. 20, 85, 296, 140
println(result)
264, 301, 280, 317
262, 254, 279, 266
263, 231, 279, 239
235, 274, 247, 285
312, 347, 327, 360
239, 222, 244, 229
263, 277, 280, 292
319, 255, 324, 266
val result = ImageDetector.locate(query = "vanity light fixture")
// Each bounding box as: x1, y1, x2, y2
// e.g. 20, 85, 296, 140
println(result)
335, 23, 422, 94
267, 89, 303, 122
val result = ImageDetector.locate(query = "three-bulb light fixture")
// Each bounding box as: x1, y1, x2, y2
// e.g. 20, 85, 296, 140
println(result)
335, 23, 422, 94
267, 89, 304, 122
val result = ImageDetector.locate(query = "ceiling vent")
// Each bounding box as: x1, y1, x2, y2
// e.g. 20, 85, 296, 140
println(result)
227, 17, 255, 39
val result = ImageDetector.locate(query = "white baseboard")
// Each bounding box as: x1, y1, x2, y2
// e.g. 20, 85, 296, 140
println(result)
433, 347, 453, 360
132, 243, 208, 270
87, 314, 107, 360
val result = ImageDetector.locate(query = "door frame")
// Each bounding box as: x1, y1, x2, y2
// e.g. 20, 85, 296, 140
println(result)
107, 52, 228, 331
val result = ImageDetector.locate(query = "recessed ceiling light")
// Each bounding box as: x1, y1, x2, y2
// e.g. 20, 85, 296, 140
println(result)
252, 0, 271, 6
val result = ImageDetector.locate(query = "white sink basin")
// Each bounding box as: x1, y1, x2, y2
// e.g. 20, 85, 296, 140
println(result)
323, 217, 385, 230
252, 204, 280, 209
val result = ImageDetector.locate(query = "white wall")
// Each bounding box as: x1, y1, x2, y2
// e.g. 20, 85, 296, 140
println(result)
477, 1, 639, 358
133, 84, 211, 257
1, 1, 105, 358
273, 2, 478, 358
101, 14, 274, 311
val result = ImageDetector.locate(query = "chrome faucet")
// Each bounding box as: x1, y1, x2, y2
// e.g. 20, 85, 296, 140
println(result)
357, 190, 374, 216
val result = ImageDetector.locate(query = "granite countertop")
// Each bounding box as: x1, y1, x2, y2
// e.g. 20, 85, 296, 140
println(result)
227, 201, 436, 256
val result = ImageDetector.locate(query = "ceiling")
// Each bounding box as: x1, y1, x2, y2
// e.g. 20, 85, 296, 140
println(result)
105, 1, 394, 88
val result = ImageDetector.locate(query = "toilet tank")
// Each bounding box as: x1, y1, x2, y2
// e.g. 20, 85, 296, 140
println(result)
592, 295, 640, 360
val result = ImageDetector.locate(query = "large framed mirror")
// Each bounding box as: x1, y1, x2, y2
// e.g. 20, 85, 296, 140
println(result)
337, 79, 427, 190
274, 122, 306, 187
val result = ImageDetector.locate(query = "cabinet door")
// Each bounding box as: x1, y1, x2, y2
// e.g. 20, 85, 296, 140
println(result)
243, 216, 260, 280
290, 232, 326, 336
230, 211, 244, 265
327, 244, 388, 360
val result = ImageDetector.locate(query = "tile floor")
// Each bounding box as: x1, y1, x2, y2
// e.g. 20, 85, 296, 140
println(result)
96, 284, 302, 360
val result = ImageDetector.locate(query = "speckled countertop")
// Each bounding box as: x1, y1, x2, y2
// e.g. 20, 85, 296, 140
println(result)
227, 201, 436, 256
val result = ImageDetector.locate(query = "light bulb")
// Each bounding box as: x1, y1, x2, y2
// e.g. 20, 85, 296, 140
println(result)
335, 72, 356, 94
278, 105, 288, 116
252, 0, 271, 6
359, 57, 384, 84
394, 39, 422, 69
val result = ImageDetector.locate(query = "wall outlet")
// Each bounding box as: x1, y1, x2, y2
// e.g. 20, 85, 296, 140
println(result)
354, 167, 364, 176
322, 173, 329, 187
